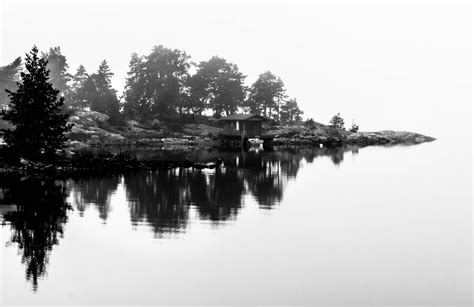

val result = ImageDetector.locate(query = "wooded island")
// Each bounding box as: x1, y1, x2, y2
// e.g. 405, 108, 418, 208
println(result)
0, 45, 435, 176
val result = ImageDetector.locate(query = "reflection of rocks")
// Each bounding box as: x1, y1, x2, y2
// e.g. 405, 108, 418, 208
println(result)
0, 177, 70, 291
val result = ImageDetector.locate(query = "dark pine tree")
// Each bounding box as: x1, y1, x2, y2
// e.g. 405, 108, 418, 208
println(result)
1, 46, 72, 160
89, 60, 121, 123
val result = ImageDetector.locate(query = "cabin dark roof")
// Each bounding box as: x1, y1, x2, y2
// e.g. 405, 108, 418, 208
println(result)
219, 113, 270, 122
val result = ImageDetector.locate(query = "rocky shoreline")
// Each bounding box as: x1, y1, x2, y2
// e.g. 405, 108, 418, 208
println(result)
0, 110, 436, 178
0, 128, 435, 179
0, 152, 225, 180
67, 129, 435, 149
273, 130, 435, 147
62, 111, 435, 149
271, 124, 435, 147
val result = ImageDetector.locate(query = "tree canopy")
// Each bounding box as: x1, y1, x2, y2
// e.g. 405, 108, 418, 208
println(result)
189, 56, 246, 118
246, 71, 286, 121
69, 65, 89, 109
88, 60, 121, 122
280, 98, 303, 124
41, 46, 71, 94
123, 45, 190, 119
5, 44, 309, 126
329, 113, 345, 129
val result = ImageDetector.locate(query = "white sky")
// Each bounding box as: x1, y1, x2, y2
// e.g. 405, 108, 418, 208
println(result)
1, 0, 472, 138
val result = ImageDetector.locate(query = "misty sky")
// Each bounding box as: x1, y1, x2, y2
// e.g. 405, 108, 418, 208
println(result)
1, 0, 471, 138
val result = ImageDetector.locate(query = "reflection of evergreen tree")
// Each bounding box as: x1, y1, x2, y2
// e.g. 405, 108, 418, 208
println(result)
71, 176, 120, 220
0, 177, 70, 291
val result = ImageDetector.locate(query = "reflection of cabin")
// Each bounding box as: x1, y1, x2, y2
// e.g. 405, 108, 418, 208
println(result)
219, 114, 270, 137
219, 114, 273, 148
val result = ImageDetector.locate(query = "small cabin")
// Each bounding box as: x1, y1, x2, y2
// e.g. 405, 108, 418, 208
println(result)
219, 114, 270, 137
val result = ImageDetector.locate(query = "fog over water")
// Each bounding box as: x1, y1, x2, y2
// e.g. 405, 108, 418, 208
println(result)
0, 0, 471, 305
1, 0, 471, 138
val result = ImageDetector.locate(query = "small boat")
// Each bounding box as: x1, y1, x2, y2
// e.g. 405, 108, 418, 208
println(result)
247, 138, 263, 147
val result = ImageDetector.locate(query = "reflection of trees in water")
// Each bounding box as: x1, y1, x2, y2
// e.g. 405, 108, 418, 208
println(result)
224, 151, 285, 209
272, 146, 356, 166
0, 145, 361, 289
0, 177, 70, 291
123, 167, 246, 235
124, 170, 189, 236
194, 168, 245, 221
118, 146, 360, 234
69, 176, 120, 220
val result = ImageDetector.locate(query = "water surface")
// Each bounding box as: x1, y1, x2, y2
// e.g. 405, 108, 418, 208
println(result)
1, 140, 471, 305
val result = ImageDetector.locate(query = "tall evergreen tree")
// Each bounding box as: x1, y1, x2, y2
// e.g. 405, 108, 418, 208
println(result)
1, 46, 72, 160
0, 57, 22, 106
69, 65, 89, 109
123, 53, 149, 119
88, 60, 121, 122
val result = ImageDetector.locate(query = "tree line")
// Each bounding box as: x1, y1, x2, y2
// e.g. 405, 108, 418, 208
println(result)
0, 45, 303, 124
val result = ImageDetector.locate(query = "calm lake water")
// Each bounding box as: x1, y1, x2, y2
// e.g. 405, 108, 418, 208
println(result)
1, 139, 471, 305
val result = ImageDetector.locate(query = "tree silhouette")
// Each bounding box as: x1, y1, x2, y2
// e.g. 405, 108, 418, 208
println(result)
123, 46, 190, 119
1, 177, 70, 291
88, 60, 121, 123
247, 71, 286, 120
280, 98, 303, 124
69, 65, 90, 109
1, 46, 72, 160
190, 56, 247, 118
329, 113, 345, 129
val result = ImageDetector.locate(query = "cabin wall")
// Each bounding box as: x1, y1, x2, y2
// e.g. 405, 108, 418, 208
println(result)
222, 120, 263, 136
244, 121, 262, 136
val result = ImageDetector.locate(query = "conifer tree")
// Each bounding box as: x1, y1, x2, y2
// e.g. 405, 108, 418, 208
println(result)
329, 113, 345, 129
89, 60, 121, 122
69, 65, 89, 109
1, 46, 72, 160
